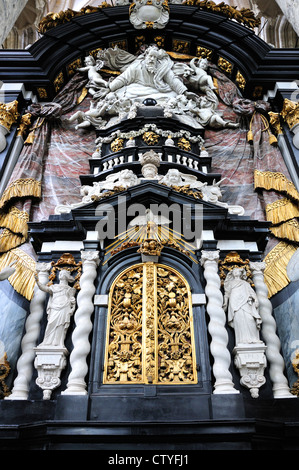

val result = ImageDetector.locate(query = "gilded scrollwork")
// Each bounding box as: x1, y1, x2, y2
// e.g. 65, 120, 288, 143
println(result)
104, 263, 197, 385
104, 266, 143, 383
157, 266, 196, 383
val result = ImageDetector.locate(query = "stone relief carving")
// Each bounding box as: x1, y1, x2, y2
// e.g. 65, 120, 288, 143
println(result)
66, 45, 239, 131
55, 163, 244, 215
35, 269, 76, 348
223, 267, 267, 398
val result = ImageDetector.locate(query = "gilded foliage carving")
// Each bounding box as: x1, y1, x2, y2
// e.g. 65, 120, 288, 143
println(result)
104, 266, 143, 383
156, 267, 195, 383
104, 263, 197, 385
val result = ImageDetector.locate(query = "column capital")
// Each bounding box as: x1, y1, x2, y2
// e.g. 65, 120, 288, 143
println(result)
81, 250, 100, 265
249, 261, 266, 274
36, 262, 52, 273
200, 250, 220, 266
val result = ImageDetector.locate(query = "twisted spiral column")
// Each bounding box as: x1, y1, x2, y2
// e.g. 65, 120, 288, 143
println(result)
6, 262, 52, 400
63, 251, 99, 395
201, 251, 239, 394
250, 262, 295, 398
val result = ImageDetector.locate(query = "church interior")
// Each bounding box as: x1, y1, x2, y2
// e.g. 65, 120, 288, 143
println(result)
0, 0, 298, 451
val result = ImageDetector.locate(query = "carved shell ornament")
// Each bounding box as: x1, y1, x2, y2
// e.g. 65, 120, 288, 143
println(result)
129, 0, 170, 29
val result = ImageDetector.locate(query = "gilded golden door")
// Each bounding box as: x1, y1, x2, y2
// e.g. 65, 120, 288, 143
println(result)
103, 263, 197, 385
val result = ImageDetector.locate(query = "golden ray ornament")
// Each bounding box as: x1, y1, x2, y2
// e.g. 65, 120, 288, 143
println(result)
103, 220, 197, 265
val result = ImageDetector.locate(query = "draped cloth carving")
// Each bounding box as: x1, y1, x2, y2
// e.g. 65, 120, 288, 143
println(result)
103, 263, 197, 385
0, 73, 88, 300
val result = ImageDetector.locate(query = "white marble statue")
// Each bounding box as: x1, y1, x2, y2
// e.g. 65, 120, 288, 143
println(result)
223, 267, 262, 345
141, 163, 162, 180
66, 93, 121, 129
34, 270, 76, 348
67, 44, 240, 130
77, 55, 108, 96
160, 168, 206, 189
185, 57, 216, 93
129, 0, 169, 30
191, 90, 239, 129
107, 45, 187, 105
159, 169, 244, 214
55, 169, 139, 214
82, 168, 139, 198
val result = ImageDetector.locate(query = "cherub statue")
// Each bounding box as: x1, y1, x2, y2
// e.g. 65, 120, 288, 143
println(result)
185, 57, 216, 93
191, 91, 239, 129
66, 92, 119, 129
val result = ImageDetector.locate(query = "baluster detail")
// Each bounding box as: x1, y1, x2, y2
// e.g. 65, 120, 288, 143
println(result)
62, 251, 99, 395
201, 251, 239, 394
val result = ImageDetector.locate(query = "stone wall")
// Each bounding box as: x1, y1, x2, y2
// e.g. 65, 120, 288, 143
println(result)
0, 0, 28, 47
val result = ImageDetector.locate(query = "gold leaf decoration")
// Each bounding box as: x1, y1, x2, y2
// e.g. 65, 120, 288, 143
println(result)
103, 263, 197, 384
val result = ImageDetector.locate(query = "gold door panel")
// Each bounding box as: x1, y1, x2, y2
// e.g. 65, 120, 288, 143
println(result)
103, 263, 197, 385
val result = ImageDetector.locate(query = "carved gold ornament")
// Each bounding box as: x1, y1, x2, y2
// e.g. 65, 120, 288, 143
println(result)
291, 349, 299, 396
196, 46, 213, 60
142, 131, 159, 145
217, 57, 232, 74
17, 113, 32, 139
236, 71, 246, 90
54, 72, 64, 93
111, 138, 125, 152
177, 137, 191, 152
268, 112, 283, 136
0, 353, 11, 398
38, 4, 111, 34
103, 263, 197, 385
104, 220, 196, 264
172, 39, 190, 54
67, 58, 82, 77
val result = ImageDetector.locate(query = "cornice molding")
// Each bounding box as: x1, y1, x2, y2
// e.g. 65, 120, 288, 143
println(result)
0, 6, 298, 100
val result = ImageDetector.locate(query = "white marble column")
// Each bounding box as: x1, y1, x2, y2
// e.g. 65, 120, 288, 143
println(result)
62, 250, 99, 395
6, 262, 52, 400
250, 261, 295, 398
201, 250, 239, 394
